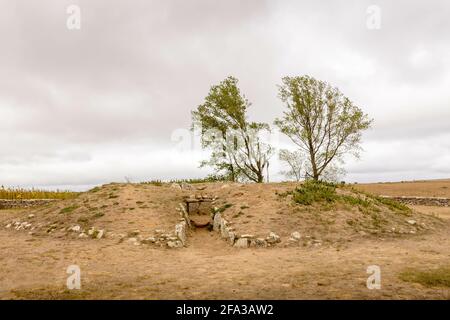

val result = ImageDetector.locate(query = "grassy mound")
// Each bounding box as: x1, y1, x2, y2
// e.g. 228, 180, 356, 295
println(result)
0, 183, 185, 240
214, 181, 444, 245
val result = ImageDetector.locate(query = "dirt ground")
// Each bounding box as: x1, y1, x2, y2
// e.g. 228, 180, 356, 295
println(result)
1, 181, 449, 300
355, 179, 450, 198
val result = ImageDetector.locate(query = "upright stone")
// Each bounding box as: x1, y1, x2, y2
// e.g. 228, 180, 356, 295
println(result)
234, 238, 249, 248
175, 221, 187, 245
213, 213, 222, 232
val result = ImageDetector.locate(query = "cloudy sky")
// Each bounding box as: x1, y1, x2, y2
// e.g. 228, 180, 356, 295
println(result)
1, 0, 449, 190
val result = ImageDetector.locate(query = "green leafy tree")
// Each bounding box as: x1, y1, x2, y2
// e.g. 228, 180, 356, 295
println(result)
192, 76, 273, 183
275, 75, 372, 181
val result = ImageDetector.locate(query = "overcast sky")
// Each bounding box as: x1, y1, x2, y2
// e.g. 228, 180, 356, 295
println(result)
1, 0, 449, 190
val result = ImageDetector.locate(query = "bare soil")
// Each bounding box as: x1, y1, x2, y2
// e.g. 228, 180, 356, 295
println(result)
355, 179, 450, 198
1, 181, 449, 300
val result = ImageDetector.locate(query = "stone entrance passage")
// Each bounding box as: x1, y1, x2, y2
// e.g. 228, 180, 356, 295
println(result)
183, 195, 216, 228
184, 195, 216, 214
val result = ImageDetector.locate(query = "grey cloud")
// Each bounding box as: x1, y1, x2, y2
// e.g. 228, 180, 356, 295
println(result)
0, 0, 449, 189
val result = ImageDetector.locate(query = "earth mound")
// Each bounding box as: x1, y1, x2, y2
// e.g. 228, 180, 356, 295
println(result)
1, 181, 445, 248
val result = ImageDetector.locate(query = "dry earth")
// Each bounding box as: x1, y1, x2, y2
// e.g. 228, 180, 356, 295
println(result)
1, 180, 449, 300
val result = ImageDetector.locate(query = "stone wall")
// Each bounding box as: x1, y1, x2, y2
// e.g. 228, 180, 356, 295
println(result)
0, 199, 57, 209
212, 212, 281, 248
380, 196, 450, 207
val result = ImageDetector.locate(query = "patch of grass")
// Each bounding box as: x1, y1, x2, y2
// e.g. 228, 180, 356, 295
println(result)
292, 180, 337, 205
92, 212, 104, 218
240, 205, 250, 210
169, 174, 228, 184
108, 194, 119, 199
289, 181, 412, 217
141, 180, 164, 186
59, 205, 79, 214
340, 195, 371, 208
374, 196, 411, 213
89, 187, 101, 193
399, 267, 450, 287
233, 211, 245, 218
217, 203, 233, 213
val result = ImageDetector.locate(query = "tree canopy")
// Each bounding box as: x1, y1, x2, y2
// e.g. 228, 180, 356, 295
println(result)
192, 76, 273, 183
275, 75, 372, 181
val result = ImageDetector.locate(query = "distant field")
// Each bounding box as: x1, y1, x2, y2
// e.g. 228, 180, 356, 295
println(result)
355, 179, 450, 198
0, 187, 78, 200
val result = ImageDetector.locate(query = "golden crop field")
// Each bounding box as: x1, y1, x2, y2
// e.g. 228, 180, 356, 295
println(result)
0, 186, 78, 200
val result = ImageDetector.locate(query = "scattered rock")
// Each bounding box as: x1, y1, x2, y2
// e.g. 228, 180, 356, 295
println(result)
220, 219, 229, 238
171, 183, 182, 190
213, 213, 222, 232
406, 219, 417, 226
180, 182, 194, 190
240, 234, 255, 239
5, 223, 11, 229
28, 214, 35, 219
175, 221, 187, 245
71, 225, 81, 232
96, 229, 105, 239
220, 184, 230, 189
79, 233, 88, 238
250, 238, 267, 248
127, 237, 138, 244
234, 238, 249, 248
227, 231, 236, 244
167, 240, 183, 248
290, 231, 301, 241
141, 237, 156, 244
266, 232, 281, 244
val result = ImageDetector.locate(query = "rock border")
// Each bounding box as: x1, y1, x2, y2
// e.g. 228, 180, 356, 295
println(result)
0, 199, 57, 209
380, 196, 450, 207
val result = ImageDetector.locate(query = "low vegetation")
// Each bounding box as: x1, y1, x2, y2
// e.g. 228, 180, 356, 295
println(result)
0, 186, 78, 200
141, 175, 228, 186
289, 180, 411, 214
292, 180, 338, 205
399, 267, 450, 288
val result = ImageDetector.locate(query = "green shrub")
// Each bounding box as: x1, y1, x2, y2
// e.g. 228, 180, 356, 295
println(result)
375, 196, 411, 213
292, 180, 337, 205
340, 195, 372, 208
